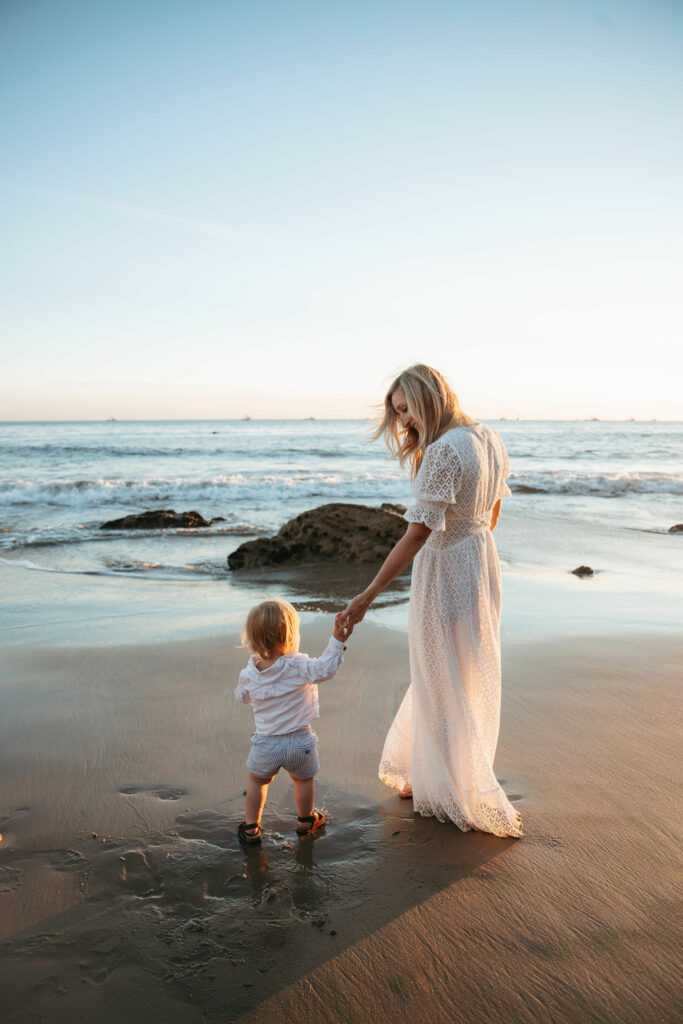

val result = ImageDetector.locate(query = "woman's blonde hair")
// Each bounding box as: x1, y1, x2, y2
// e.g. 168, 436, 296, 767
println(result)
371, 363, 474, 477
242, 599, 300, 659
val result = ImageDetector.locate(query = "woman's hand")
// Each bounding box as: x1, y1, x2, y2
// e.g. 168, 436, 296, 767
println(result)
341, 593, 372, 629
340, 522, 431, 632
334, 612, 354, 642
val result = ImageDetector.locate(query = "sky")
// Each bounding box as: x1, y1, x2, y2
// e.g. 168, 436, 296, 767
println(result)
1, 0, 682, 421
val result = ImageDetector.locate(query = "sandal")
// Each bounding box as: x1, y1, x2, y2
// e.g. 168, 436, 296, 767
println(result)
238, 821, 262, 845
296, 810, 326, 836
399, 785, 413, 800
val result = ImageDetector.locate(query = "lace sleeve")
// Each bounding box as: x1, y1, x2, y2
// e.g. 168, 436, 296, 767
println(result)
403, 440, 463, 533
404, 500, 448, 532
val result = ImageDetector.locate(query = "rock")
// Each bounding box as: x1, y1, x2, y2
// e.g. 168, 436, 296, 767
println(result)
571, 565, 595, 576
100, 509, 225, 530
228, 502, 407, 569
668, 524, 683, 533
380, 502, 407, 515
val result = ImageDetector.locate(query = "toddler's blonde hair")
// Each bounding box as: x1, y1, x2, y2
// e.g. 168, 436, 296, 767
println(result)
242, 599, 300, 660
371, 363, 474, 478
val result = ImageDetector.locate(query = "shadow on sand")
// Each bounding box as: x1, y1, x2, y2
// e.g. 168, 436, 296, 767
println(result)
0, 782, 520, 1021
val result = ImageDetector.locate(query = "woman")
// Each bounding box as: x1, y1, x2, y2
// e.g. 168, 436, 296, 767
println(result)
342, 364, 523, 838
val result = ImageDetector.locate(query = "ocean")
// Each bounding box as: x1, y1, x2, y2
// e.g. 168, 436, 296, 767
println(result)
1, 419, 681, 644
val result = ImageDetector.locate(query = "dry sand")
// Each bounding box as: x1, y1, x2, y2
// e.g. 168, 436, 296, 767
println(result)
0, 619, 681, 1023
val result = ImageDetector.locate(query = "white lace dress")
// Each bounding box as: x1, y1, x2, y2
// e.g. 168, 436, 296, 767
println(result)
379, 423, 523, 838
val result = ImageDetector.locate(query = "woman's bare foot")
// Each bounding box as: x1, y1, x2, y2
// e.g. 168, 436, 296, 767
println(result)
399, 785, 413, 799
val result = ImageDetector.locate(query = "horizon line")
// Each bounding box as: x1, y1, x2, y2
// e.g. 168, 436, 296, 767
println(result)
1, 417, 680, 425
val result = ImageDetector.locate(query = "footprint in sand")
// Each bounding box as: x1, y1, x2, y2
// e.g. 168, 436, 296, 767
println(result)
78, 934, 127, 986
0, 806, 32, 846
0, 806, 31, 825
54, 848, 87, 872
119, 784, 187, 801
0, 865, 24, 893
117, 849, 163, 896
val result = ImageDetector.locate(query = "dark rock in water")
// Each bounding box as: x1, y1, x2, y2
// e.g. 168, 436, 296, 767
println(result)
228, 502, 407, 569
668, 524, 683, 533
571, 565, 595, 576
100, 509, 225, 530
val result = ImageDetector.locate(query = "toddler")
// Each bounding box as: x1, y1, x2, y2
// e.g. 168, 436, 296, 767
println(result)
234, 598, 350, 844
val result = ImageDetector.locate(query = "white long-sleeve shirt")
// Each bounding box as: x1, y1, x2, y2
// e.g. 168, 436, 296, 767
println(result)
233, 636, 346, 736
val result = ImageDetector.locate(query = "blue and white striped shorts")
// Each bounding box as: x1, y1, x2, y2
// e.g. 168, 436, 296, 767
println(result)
246, 726, 320, 780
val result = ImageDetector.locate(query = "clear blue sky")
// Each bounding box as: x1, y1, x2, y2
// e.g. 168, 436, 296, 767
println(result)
1, 0, 681, 420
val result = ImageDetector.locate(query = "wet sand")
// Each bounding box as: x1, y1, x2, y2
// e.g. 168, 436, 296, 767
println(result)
0, 620, 681, 1023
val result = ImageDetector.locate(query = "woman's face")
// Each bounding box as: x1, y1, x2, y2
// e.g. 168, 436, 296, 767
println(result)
391, 388, 416, 432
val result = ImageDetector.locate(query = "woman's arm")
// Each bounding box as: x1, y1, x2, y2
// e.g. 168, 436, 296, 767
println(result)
490, 498, 502, 531
341, 521, 432, 626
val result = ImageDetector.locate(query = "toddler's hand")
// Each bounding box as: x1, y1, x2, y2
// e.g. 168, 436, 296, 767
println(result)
334, 612, 353, 642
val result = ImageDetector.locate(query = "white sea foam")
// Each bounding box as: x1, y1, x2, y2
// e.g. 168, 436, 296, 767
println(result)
509, 471, 683, 497
0, 522, 264, 551
105, 558, 231, 579
0, 554, 232, 580
0, 556, 112, 576
0, 472, 407, 509
1, 468, 681, 510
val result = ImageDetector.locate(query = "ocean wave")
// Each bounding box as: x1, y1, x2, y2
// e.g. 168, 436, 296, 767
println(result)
1, 443, 347, 460
106, 558, 231, 579
2, 469, 680, 522
0, 472, 407, 509
632, 526, 683, 536
0, 554, 232, 581
503, 446, 679, 461
0, 556, 114, 577
2, 444, 199, 459
509, 471, 683, 496
0, 522, 264, 552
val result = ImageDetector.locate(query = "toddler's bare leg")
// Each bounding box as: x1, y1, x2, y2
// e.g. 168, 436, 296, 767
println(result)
245, 773, 272, 826
291, 776, 314, 819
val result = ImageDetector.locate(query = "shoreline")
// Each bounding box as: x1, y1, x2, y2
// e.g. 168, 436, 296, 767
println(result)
2, 551, 681, 653
1, 620, 681, 1022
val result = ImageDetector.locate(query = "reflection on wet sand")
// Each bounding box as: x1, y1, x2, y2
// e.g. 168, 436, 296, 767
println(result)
227, 560, 412, 614
0, 786, 509, 1021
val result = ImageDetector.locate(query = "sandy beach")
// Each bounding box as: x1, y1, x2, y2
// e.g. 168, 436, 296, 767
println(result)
1, 612, 680, 1023
4, 0, 683, 1013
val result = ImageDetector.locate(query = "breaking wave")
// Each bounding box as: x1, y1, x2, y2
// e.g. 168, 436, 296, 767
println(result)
0, 472, 407, 509
509, 471, 683, 497
1, 469, 680, 511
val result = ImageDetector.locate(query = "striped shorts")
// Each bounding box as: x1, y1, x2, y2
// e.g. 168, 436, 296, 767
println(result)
246, 726, 320, 780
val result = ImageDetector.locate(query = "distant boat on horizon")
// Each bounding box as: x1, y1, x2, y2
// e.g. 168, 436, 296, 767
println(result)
107, 417, 117, 422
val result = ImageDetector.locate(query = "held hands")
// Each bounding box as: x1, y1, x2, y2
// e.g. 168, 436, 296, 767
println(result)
339, 593, 372, 631
333, 523, 423, 644
333, 592, 371, 642
334, 612, 353, 643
